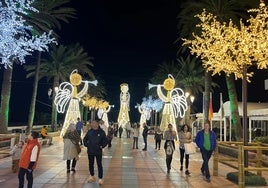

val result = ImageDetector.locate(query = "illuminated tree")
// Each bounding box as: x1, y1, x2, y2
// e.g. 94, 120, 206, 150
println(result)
0, 0, 56, 133
178, 0, 258, 132
183, 2, 268, 140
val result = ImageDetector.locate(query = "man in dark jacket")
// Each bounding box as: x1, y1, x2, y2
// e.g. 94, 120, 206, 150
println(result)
195, 121, 217, 183
142, 123, 149, 151
83, 120, 108, 186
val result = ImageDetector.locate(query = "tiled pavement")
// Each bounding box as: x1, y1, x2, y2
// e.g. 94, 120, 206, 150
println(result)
0, 132, 267, 188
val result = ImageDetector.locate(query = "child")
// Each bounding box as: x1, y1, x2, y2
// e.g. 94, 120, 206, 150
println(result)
10, 140, 24, 173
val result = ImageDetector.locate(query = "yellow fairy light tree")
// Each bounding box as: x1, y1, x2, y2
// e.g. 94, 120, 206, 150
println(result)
183, 1, 268, 167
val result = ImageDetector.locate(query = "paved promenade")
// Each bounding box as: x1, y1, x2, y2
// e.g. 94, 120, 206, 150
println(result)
0, 132, 267, 188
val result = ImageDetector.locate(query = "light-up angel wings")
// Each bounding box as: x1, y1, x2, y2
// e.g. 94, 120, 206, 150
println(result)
54, 82, 73, 113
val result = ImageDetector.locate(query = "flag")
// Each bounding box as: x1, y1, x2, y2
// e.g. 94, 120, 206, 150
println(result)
208, 93, 213, 121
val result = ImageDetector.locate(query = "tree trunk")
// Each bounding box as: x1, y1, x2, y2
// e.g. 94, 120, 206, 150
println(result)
203, 71, 212, 123
0, 68, 13, 133
51, 77, 59, 132
225, 74, 243, 140
27, 52, 41, 134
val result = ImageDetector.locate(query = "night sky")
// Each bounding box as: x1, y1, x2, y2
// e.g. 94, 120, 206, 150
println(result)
3, 0, 268, 124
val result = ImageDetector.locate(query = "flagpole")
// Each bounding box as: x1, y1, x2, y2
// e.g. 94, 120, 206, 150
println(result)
220, 92, 223, 141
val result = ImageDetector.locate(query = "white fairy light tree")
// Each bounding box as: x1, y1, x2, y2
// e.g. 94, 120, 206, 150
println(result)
0, 0, 56, 133
0, 0, 56, 68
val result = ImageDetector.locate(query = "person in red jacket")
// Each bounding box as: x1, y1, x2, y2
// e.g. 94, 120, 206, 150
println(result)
18, 131, 40, 188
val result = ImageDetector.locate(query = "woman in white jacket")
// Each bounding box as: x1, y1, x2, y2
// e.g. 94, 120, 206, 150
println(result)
63, 123, 81, 173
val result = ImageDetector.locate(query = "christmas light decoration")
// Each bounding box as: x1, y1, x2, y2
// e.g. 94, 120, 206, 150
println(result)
117, 83, 130, 128
0, 0, 56, 68
54, 70, 98, 137
149, 74, 187, 132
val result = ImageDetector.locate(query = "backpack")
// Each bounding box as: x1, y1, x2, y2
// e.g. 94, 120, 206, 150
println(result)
165, 141, 174, 156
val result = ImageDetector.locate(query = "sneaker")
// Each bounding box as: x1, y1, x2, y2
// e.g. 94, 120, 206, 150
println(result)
142, 148, 147, 151
205, 177, 211, 182
88, 176, 96, 183
167, 169, 170, 174
185, 170, 191, 175
71, 168, 76, 173
67, 169, 70, 173
180, 166, 183, 171
98, 179, 104, 186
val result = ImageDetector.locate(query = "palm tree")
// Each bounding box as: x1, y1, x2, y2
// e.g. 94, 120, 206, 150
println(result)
24, 43, 95, 131
177, 0, 258, 140
23, 0, 76, 133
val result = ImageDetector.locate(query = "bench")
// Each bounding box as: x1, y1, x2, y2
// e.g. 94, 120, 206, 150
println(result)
38, 138, 49, 145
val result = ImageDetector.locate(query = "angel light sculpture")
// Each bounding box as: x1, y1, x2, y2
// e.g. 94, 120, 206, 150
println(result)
97, 101, 114, 129
148, 74, 187, 133
54, 69, 97, 137
117, 83, 130, 128
136, 99, 151, 126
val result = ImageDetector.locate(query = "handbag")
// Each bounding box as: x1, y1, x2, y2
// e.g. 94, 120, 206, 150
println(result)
184, 142, 196, 155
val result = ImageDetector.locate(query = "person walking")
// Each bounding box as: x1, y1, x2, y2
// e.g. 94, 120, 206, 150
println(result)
126, 121, 132, 138
132, 123, 139, 149
178, 124, 192, 175
118, 126, 123, 138
18, 131, 40, 188
10, 140, 24, 173
83, 120, 108, 186
195, 121, 217, 182
63, 123, 81, 173
107, 125, 114, 148
163, 123, 177, 174
154, 127, 162, 150
142, 123, 149, 151
76, 117, 84, 145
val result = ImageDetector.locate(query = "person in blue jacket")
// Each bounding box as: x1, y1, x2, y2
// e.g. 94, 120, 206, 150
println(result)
83, 120, 108, 186
195, 121, 217, 183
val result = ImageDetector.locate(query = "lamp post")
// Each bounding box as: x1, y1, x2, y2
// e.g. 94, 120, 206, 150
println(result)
48, 86, 58, 132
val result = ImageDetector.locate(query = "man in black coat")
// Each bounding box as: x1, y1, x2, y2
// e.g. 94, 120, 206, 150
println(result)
83, 120, 108, 186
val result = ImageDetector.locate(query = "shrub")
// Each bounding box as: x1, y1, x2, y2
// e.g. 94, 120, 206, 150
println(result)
227, 171, 267, 186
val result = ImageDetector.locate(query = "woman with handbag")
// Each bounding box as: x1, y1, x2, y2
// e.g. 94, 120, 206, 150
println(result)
163, 123, 177, 174
63, 123, 81, 173
178, 124, 192, 175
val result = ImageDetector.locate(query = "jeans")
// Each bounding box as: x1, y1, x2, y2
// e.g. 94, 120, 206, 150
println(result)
179, 148, 189, 169
18, 168, 33, 188
133, 137, 138, 148
166, 154, 173, 170
155, 140, 161, 149
143, 136, 147, 149
200, 148, 213, 179
88, 154, 103, 178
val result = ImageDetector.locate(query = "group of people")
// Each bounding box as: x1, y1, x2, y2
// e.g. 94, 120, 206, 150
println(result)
12, 118, 216, 187
162, 121, 217, 183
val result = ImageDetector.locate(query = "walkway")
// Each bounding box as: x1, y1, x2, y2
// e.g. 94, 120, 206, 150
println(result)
0, 133, 267, 188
